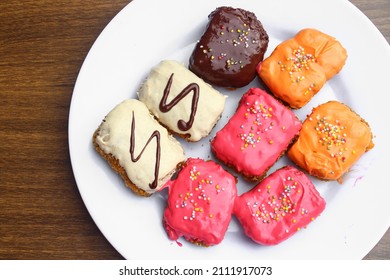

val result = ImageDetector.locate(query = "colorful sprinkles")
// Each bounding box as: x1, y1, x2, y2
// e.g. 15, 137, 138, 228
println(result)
278, 46, 317, 95
247, 176, 307, 228
310, 114, 349, 162
175, 165, 226, 221
238, 100, 280, 150
199, 21, 257, 69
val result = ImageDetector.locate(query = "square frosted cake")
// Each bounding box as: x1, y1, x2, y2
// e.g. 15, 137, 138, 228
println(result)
234, 166, 326, 245
258, 28, 347, 109
93, 99, 185, 196
287, 101, 374, 181
138, 60, 226, 142
211, 88, 302, 181
163, 158, 237, 246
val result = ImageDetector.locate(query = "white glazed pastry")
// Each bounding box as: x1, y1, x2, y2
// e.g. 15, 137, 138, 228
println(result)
93, 99, 185, 196
138, 60, 226, 141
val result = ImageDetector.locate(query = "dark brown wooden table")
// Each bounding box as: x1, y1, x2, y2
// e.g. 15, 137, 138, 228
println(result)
1, 0, 389, 259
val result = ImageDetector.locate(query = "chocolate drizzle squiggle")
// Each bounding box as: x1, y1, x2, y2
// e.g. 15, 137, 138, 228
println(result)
129, 111, 161, 189
159, 73, 200, 131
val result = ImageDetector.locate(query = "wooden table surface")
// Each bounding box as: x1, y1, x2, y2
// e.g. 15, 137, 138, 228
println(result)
1, 0, 389, 260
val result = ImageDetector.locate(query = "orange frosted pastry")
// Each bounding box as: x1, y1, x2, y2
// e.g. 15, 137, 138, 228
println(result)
257, 28, 347, 109
287, 101, 374, 181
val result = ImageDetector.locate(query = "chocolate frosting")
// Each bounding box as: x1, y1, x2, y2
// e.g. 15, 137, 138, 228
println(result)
189, 6, 269, 88
129, 111, 161, 189
159, 73, 200, 132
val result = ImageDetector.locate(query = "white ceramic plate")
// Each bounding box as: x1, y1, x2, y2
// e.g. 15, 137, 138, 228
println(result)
69, 0, 390, 259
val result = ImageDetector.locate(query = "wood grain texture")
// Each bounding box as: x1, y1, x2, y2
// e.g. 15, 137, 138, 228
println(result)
0, 0, 129, 260
0, 0, 389, 260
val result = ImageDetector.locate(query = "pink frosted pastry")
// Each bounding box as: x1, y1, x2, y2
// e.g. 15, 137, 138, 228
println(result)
163, 158, 237, 246
234, 166, 326, 245
211, 88, 302, 181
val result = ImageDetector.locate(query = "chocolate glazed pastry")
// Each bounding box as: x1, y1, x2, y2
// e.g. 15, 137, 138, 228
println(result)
189, 7, 269, 88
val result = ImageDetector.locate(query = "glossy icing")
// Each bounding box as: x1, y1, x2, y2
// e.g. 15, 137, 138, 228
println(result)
211, 88, 302, 180
129, 110, 161, 190
95, 99, 185, 194
138, 60, 226, 141
189, 6, 269, 88
163, 158, 237, 246
287, 101, 374, 181
234, 166, 326, 245
258, 28, 347, 108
